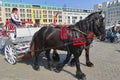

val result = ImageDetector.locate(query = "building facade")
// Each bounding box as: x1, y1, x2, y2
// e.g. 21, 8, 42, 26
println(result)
94, 0, 120, 27
63, 8, 93, 25
1, 1, 93, 25
1, 1, 63, 25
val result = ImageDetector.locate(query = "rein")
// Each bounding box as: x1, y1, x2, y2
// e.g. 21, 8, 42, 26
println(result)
72, 28, 93, 39
73, 28, 87, 36
30, 39, 86, 53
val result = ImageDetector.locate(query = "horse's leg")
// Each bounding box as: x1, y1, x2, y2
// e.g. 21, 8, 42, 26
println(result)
45, 49, 54, 71
85, 45, 94, 67
74, 50, 86, 80
55, 50, 72, 73
32, 42, 40, 70
52, 49, 60, 62
70, 56, 76, 67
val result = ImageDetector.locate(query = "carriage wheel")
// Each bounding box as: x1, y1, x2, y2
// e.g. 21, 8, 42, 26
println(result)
4, 44, 17, 64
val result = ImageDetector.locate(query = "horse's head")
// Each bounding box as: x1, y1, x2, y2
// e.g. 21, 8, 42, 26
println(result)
91, 11, 106, 41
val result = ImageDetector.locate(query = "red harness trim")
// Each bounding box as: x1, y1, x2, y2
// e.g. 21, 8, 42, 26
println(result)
72, 37, 85, 46
60, 27, 68, 40
86, 32, 93, 39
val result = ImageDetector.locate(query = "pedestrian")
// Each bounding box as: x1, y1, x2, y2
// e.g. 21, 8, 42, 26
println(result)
11, 8, 21, 37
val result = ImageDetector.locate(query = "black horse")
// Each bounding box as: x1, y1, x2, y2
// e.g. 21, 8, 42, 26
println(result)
30, 11, 105, 80
52, 11, 106, 67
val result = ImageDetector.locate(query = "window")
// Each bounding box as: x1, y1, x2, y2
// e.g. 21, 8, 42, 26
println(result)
20, 9, 25, 13
59, 20, 62, 22
6, 13, 10, 17
48, 19, 52, 22
12, 4, 17, 7
0, 17, 2, 21
42, 6, 46, 9
29, 14, 31, 18
58, 16, 62, 18
26, 9, 31, 13
5, 3, 10, 7
20, 9, 22, 13
0, 7, 1, 11
23, 14, 25, 17
68, 16, 70, 19
48, 11, 52, 14
27, 19, 30, 21
43, 15, 47, 18
80, 16, 82, 20
19, 5, 24, 8
20, 14, 22, 17
72, 20, 76, 24
5, 8, 11, 12
26, 5, 31, 8
43, 19, 47, 22
48, 15, 52, 18
48, 7, 51, 9
72, 17, 77, 19
43, 10, 47, 14
27, 14, 30, 18
68, 20, 70, 24
23, 9, 25, 13
54, 11, 58, 14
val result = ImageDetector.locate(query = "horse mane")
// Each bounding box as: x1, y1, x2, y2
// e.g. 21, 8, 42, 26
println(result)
74, 12, 99, 33
85, 12, 98, 19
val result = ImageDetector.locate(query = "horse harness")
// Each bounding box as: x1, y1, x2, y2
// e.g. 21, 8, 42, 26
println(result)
34, 27, 94, 52
73, 28, 94, 40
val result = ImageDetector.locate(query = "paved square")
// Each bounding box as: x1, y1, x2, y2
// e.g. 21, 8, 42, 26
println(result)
0, 41, 120, 80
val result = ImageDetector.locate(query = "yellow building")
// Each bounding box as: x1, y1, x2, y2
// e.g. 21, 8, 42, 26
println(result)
1, 1, 64, 25
1, 1, 93, 25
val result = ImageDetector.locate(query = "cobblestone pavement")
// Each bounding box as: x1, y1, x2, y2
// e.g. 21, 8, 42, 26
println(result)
0, 41, 120, 80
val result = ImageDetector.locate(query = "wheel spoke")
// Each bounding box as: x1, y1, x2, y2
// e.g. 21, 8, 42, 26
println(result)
5, 44, 16, 64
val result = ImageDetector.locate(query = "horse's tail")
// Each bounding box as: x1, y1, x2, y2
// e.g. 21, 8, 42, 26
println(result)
30, 26, 49, 56
30, 31, 38, 57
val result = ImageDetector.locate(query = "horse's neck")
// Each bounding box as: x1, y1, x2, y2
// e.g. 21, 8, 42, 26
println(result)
76, 23, 92, 34
82, 20, 94, 34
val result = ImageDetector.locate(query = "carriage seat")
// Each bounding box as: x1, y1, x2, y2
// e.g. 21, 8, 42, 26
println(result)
9, 27, 40, 43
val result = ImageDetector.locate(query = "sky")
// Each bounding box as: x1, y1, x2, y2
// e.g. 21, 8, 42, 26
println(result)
4, 0, 113, 9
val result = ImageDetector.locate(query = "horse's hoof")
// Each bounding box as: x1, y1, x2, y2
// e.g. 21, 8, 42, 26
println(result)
48, 66, 55, 71
86, 62, 94, 67
33, 65, 40, 71
54, 69, 61, 73
54, 63, 63, 73
48, 61, 55, 71
76, 73, 86, 80
70, 58, 76, 67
